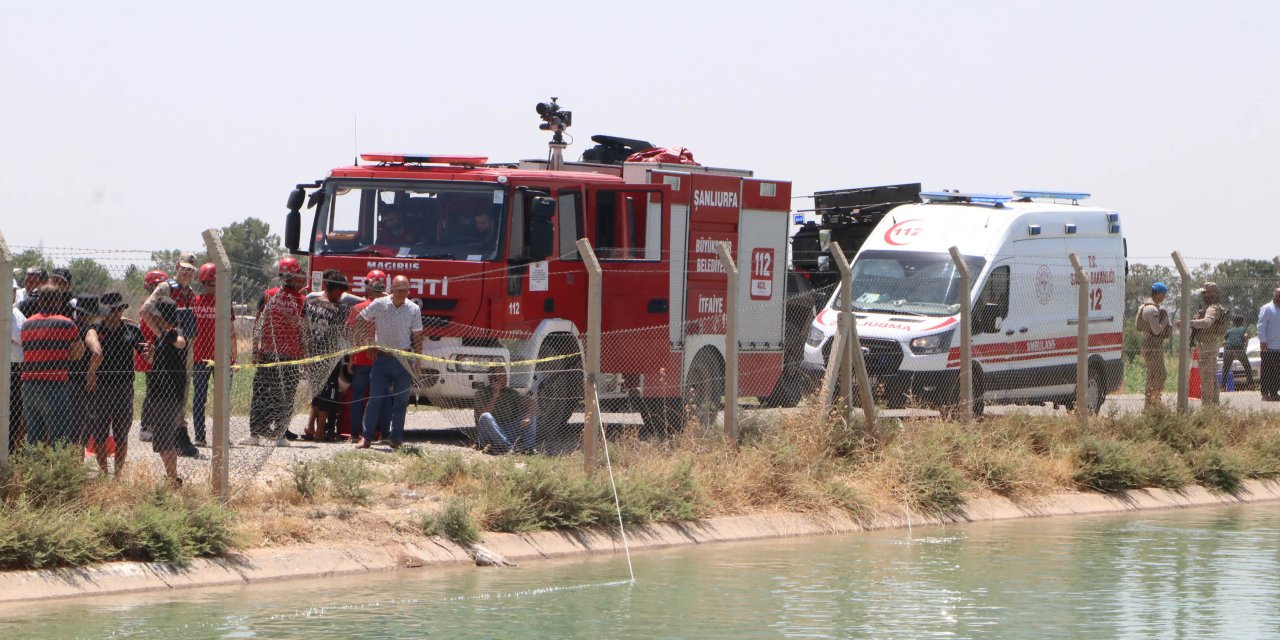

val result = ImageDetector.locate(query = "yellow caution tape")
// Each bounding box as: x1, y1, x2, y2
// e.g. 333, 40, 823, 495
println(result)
211, 346, 581, 371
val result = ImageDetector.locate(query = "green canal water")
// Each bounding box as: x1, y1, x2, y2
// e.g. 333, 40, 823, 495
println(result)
3, 503, 1280, 639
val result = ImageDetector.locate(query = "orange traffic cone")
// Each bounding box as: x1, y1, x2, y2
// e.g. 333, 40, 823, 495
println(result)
1188, 348, 1201, 400
84, 435, 117, 457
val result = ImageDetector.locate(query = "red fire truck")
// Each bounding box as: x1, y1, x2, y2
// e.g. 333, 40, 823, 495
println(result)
282, 100, 800, 436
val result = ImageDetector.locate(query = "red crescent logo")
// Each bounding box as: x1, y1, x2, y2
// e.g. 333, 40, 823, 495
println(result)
883, 219, 925, 246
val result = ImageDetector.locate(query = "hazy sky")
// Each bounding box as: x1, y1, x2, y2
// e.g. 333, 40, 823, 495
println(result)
3, 1, 1277, 264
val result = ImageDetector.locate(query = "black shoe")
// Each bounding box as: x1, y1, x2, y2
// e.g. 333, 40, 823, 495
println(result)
284, 430, 300, 441
179, 447, 199, 458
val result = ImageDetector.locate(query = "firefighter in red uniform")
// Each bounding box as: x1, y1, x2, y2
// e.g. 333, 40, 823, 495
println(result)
240, 258, 308, 447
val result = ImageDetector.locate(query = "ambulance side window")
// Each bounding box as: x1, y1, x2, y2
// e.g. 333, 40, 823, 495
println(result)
976, 266, 1010, 333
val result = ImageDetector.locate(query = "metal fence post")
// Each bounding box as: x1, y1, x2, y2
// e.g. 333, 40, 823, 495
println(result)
202, 230, 232, 503
1172, 251, 1191, 413
1068, 254, 1090, 429
576, 238, 602, 471
716, 242, 739, 441
948, 247, 973, 426
829, 242, 877, 434
0, 231, 12, 469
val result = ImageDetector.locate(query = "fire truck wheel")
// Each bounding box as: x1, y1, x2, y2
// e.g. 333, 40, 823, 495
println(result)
535, 337, 583, 440
684, 350, 725, 429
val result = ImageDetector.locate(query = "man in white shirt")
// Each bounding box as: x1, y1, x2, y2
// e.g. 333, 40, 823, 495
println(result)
355, 275, 423, 449
1257, 287, 1280, 401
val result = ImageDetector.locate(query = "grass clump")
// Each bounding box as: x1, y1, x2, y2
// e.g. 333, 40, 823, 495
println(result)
1, 444, 92, 506
399, 452, 471, 487
421, 497, 481, 546
318, 456, 376, 505
1072, 436, 1145, 492
1189, 449, 1246, 494
291, 462, 321, 501
0, 499, 112, 569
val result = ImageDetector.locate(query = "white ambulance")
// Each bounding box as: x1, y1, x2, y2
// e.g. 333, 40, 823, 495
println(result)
801, 190, 1126, 414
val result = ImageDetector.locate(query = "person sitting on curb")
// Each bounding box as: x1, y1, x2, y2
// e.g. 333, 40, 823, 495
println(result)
473, 370, 536, 454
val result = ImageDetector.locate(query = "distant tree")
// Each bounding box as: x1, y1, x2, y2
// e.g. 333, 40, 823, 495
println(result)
11, 248, 53, 278
66, 257, 115, 296
120, 264, 144, 295
220, 217, 284, 304
1205, 259, 1277, 326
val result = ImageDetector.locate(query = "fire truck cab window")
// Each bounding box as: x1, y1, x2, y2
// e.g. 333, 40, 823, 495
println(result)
558, 190, 584, 260
317, 183, 505, 261
593, 190, 661, 260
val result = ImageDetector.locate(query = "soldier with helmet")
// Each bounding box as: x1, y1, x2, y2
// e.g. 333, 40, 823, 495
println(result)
344, 269, 391, 442
1135, 282, 1173, 410
1178, 281, 1230, 406
240, 257, 308, 446
190, 262, 237, 446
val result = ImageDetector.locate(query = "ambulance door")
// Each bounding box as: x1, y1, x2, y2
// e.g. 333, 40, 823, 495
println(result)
1002, 245, 1074, 400
971, 262, 1012, 402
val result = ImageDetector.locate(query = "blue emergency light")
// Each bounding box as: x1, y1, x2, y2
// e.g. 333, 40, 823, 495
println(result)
794, 214, 805, 224
921, 191, 1012, 205
1012, 190, 1091, 204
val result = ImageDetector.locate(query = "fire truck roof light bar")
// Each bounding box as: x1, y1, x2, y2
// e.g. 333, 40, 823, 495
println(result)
921, 191, 1012, 205
1012, 190, 1091, 203
360, 153, 489, 166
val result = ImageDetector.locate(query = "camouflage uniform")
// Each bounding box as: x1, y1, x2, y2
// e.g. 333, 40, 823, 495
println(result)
1190, 286, 1229, 406
1136, 297, 1172, 409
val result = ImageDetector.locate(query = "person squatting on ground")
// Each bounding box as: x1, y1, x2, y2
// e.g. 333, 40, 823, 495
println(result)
355, 275, 422, 450
140, 298, 189, 485
345, 269, 390, 443
242, 258, 308, 447
1179, 281, 1229, 406
473, 370, 536, 454
1221, 315, 1254, 389
1136, 282, 1173, 410
83, 293, 142, 476
303, 269, 361, 441
20, 284, 83, 446
9, 278, 25, 455
1258, 287, 1280, 402
191, 262, 237, 446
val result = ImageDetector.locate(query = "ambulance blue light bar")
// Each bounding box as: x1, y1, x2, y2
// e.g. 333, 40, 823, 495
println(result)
921, 192, 1012, 205
1013, 190, 1091, 203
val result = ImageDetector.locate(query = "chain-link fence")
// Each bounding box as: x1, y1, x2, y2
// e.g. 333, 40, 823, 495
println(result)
4, 232, 1280, 499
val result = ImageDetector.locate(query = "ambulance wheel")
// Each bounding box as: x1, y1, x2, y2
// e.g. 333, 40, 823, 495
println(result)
638, 398, 683, 439
684, 350, 725, 429
940, 368, 984, 420
535, 337, 582, 440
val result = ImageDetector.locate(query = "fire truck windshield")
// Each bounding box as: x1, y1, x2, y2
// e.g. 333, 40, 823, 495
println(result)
313, 181, 505, 261
849, 250, 987, 317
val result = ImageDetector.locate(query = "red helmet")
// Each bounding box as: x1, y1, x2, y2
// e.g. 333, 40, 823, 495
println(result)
144, 269, 170, 290
277, 257, 303, 277
197, 262, 217, 284
365, 269, 388, 292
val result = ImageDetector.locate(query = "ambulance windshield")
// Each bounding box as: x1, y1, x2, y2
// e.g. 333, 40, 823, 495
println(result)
848, 250, 986, 317
313, 181, 505, 261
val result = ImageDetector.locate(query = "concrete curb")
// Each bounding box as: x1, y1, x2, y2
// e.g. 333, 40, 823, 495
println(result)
3, 479, 1278, 603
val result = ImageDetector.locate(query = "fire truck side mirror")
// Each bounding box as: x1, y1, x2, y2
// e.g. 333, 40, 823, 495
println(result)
284, 188, 305, 253
528, 197, 556, 260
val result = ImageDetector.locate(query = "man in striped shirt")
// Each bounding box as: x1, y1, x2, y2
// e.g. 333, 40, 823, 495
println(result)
20, 284, 83, 446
